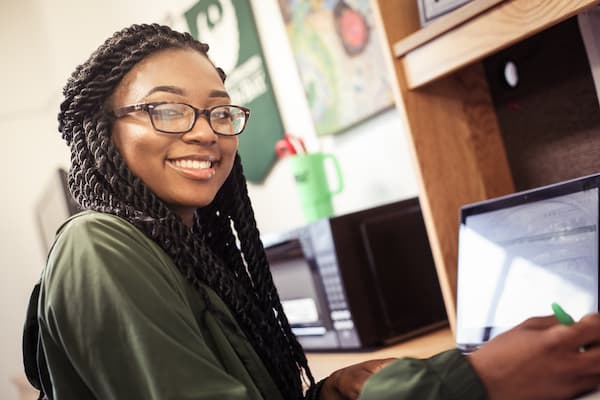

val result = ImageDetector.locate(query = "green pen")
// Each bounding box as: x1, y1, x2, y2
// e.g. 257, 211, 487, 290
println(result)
552, 303, 589, 352
552, 302, 575, 325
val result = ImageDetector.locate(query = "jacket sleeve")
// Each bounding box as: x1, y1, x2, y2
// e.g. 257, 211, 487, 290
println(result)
357, 349, 488, 400
39, 214, 254, 400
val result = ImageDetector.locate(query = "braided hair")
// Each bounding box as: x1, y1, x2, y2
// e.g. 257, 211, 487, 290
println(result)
57, 23, 314, 399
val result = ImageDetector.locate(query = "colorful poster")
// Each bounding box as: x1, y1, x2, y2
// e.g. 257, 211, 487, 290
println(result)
279, 0, 394, 136
184, 0, 285, 182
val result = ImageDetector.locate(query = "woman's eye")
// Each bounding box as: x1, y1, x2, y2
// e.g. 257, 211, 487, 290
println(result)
154, 108, 184, 119
212, 110, 231, 120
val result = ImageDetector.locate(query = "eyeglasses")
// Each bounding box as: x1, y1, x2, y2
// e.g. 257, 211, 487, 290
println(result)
112, 102, 251, 136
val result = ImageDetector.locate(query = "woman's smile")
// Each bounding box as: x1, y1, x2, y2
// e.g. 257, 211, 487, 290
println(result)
166, 155, 219, 180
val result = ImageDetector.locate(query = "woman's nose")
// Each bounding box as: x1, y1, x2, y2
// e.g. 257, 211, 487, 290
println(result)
181, 116, 217, 144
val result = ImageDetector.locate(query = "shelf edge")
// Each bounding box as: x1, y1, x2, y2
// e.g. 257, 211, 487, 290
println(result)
401, 0, 600, 89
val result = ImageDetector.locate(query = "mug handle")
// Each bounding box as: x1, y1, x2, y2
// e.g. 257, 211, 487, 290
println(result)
324, 154, 344, 195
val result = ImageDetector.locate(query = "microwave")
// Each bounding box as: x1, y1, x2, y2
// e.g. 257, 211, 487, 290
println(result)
262, 197, 448, 351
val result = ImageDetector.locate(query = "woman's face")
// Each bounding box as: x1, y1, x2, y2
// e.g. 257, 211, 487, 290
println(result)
111, 48, 238, 226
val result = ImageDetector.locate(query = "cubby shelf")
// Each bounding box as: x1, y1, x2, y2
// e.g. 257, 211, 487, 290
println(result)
372, 0, 600, 330
396, 0, 599, 89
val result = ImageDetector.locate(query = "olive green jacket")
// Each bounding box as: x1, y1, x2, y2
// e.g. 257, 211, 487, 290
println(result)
38, 211, 486, 400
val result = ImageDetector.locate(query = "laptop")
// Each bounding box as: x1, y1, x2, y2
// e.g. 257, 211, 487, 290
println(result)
456, 173, 600, 353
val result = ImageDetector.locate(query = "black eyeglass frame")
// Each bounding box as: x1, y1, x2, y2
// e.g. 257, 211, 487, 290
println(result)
112, 101, 251, 136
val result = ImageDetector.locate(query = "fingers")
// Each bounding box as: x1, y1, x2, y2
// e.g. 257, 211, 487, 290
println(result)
520, 313, 600, 350
575, 346, 600, 376
342, 368, 375, 398
519, 315, 560, 330
319, 383, 346, 400
546, 313, 600, 352
572, 314, 600, 346
467, 314, 600, 400
359, 358, 397, 374
569, 376, 600, 399
337, 363, 388, 398
342, 358, 397, 397
325, 358, 397, 399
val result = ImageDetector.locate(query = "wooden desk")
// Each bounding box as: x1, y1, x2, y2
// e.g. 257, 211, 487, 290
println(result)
305, 327, 454, 380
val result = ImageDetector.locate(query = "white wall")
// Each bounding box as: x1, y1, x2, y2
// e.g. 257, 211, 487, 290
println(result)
0, 0, 417, 398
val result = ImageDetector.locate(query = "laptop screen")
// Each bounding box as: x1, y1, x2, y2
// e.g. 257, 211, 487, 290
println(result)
456, 174, 600, 352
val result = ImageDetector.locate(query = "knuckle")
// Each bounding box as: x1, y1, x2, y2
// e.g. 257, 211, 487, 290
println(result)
542, 327, 566, 347
580, 312, 600, 326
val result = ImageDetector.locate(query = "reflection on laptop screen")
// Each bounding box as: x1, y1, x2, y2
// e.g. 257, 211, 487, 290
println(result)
456, 175, 600, 352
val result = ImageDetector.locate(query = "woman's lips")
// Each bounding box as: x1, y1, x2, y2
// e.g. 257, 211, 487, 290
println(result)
166, 158, 216, 180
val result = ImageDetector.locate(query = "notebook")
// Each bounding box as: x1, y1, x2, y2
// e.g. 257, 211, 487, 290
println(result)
456, 173, 600, 352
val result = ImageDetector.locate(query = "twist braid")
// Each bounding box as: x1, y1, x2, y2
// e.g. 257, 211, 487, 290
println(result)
228, 156, 315, 387
58, 23, 312, 399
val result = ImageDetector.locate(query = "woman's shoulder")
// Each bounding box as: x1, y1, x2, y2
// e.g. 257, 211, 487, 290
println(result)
45, 210, 178, 291
55, 210, 141, 239
41, 211, 195, 325
51, 210, 161, 256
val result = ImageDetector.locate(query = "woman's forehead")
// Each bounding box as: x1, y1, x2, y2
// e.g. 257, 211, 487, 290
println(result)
113, 48, 225, 104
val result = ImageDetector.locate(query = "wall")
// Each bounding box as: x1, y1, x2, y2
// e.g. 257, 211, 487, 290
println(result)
0, 0, 417, 398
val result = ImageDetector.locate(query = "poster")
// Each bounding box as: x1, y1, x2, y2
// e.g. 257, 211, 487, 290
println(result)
279, 0, 394, 136
183, 0, 285, 182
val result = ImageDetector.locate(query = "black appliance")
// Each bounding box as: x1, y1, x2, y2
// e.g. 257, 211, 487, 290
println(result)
263, 197, 448, 351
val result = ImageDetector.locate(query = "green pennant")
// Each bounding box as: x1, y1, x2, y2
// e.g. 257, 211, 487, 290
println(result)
185, 0, 285, 183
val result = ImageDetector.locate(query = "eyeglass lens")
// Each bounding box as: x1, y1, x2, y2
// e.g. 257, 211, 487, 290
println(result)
150, 104, 246, 135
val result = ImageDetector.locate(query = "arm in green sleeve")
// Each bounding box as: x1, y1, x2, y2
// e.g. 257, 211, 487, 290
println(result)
40, 213, 253, 400
358, 349, 488, 400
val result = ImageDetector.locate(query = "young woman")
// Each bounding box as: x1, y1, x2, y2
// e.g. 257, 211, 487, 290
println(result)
33, 23, 600, 400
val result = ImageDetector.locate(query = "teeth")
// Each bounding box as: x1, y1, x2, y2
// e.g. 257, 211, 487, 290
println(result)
172, 159, 212, 169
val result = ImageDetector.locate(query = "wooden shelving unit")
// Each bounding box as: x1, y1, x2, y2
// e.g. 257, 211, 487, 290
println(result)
371, 0, 600, 330
397, 0, 599, 89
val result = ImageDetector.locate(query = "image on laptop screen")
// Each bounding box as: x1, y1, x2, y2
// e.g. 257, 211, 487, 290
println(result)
456, 174, 600, 352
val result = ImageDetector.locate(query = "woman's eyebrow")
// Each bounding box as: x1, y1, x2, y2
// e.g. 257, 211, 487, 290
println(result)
143, 85, 186, 97
143, 87, 229, 100
208, 89, 230, 99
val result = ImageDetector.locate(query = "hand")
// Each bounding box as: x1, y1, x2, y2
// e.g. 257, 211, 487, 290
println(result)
468, 313, 600, 400
319, 358, 396, 400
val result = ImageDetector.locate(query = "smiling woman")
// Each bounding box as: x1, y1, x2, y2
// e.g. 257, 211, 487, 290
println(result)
27, 24, 317, 400
24, 23, 399, 400
109, 48, 242, 225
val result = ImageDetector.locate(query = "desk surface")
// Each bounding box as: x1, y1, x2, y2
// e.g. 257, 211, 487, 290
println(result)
305, 327, 455, 381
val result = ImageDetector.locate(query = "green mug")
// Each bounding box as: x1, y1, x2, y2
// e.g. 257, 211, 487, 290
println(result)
288, 153, 344, 222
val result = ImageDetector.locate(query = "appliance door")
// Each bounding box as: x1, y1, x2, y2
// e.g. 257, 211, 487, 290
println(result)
359, 205, 448, 342
265, 238, 340, 349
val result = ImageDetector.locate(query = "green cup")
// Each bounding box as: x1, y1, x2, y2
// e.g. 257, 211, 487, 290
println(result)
288, 153, 344, 222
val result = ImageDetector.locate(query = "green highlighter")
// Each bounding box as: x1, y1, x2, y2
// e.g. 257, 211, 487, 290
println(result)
552, 302, 575, 325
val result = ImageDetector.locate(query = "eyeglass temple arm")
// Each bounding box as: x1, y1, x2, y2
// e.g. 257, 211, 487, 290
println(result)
113, 104, 145, 118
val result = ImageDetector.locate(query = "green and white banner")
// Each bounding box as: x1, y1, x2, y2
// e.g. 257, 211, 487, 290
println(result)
183, 0, 285, 183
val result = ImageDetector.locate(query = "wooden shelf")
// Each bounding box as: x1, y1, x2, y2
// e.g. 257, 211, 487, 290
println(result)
394, 0, 504, 57
372, 0, 600, 331
396, 0, 600, 89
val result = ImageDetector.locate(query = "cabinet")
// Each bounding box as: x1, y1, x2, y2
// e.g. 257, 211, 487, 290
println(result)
372, 0, 600, 329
